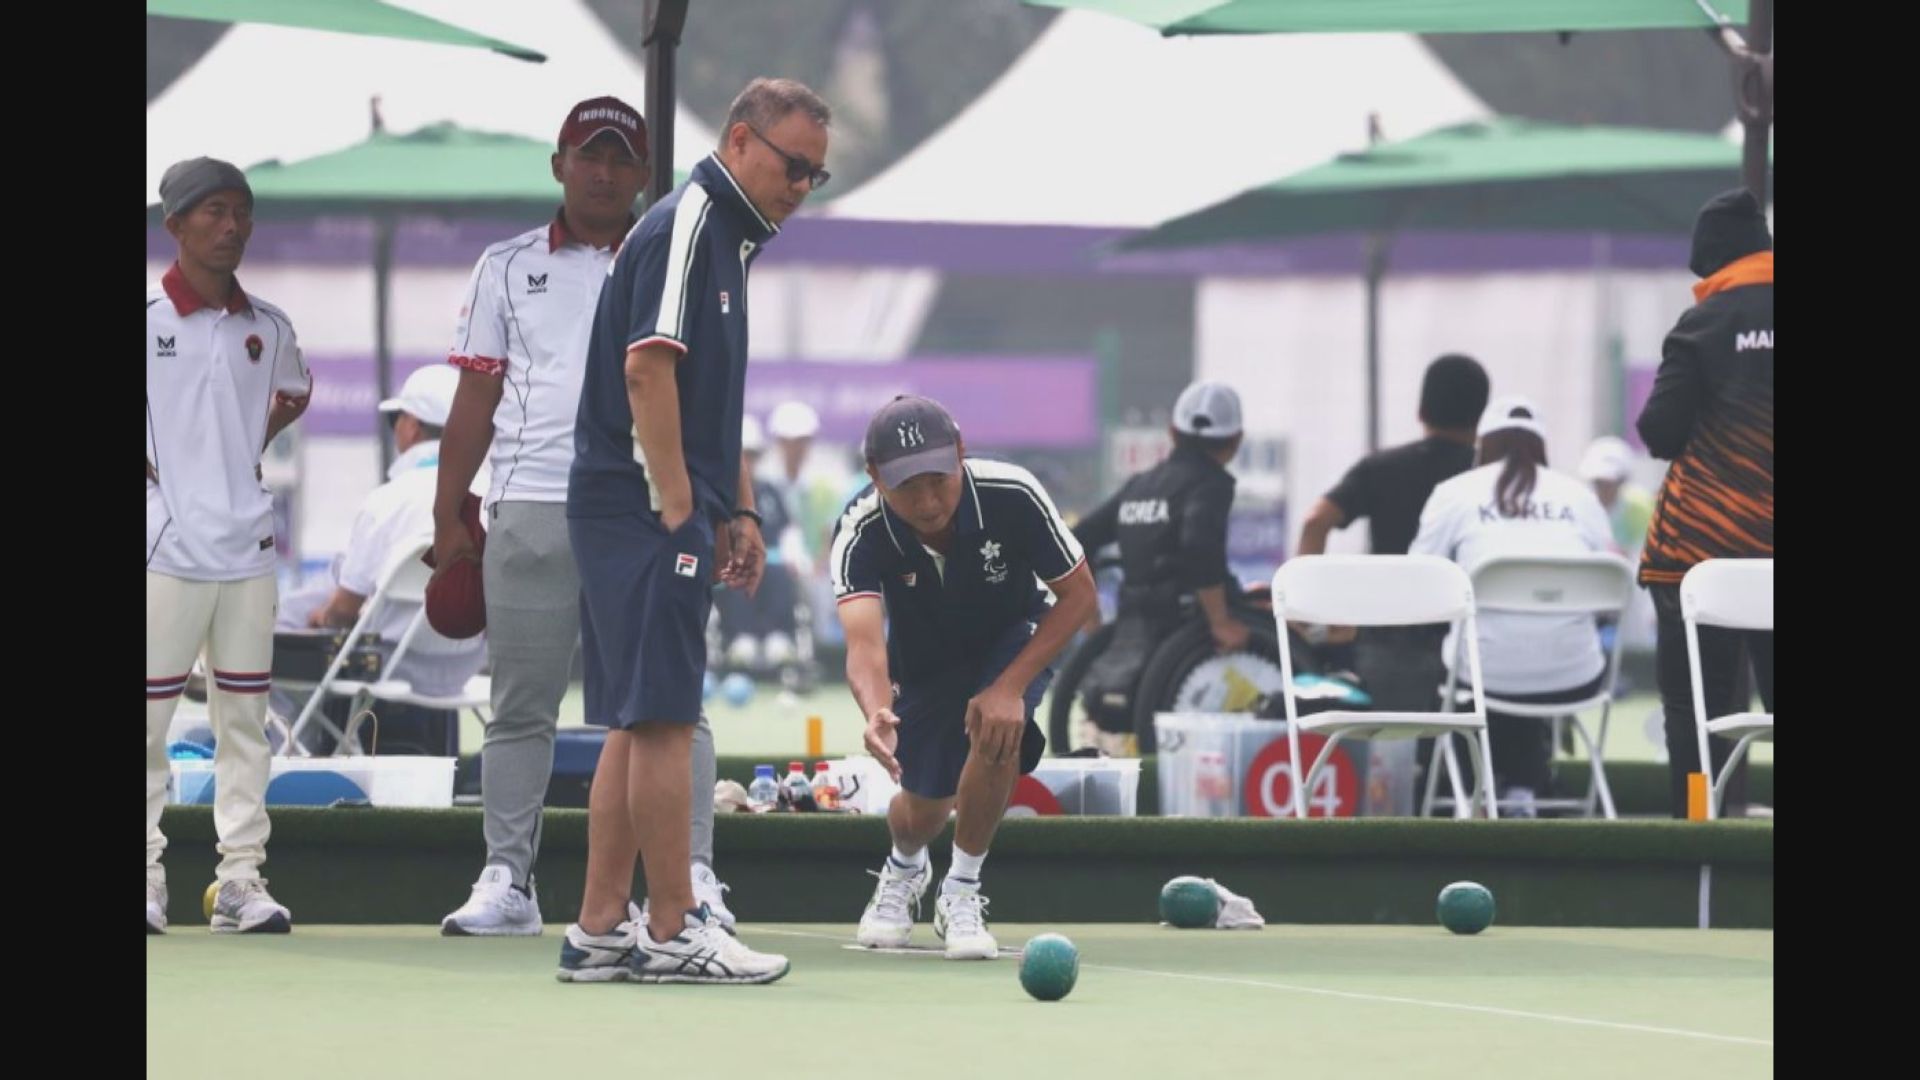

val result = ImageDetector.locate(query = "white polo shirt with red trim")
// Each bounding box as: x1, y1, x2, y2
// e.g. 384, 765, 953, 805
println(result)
447, 214, 625, 512
147, 265, 312, 582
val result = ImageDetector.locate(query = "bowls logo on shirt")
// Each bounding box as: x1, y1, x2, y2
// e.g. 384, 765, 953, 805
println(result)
245, 334, 264, 364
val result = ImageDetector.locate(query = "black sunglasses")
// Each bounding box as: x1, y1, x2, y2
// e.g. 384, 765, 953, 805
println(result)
748, 126, 830, 190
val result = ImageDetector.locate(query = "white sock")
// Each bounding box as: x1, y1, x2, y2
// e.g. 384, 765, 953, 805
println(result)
890, 843, 927, 869
946, 846, 986, 887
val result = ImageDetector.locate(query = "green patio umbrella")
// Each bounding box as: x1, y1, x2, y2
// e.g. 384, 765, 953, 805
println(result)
1027, 0, 1772, 210
148, 0, 547, 62
1123, 117, 1761, 449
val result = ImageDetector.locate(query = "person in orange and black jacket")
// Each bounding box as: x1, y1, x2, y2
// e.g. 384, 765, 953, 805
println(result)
1637, 187, 1773, 818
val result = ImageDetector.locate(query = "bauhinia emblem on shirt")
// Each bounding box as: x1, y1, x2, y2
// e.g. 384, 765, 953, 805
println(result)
898, 421, 925, 449
245, 334, 264, 364
527, 273, 548, 294
156, 336, 177, 357
902, 572, 917, 587
981, 539, 1008, 584
720, 290, 731, 314
675, 552, 699, 578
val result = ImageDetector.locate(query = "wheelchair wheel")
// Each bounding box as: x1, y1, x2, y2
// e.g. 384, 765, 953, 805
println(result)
1046, 621, 1118, 753
1130, 614, 1282, 754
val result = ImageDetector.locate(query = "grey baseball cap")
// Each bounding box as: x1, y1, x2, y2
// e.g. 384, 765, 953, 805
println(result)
159, 157, 253, 219
864, 395, 962, 488
1172, 381, 1243, 438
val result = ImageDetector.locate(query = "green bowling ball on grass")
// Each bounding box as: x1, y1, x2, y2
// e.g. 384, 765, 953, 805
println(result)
1437, 881, 1496, 935
1159, 875, 1219, 929
1019, 934, 1079, 1002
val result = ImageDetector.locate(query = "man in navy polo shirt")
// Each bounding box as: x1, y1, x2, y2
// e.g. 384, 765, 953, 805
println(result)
559, 78, 835, 986
833, 396, 1097, 960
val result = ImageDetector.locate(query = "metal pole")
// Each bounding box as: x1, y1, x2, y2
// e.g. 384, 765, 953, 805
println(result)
643, 0, 690, 207
1741, 0, 1773, 208
1364, 234, 1387, 453
374, 212, 395, 476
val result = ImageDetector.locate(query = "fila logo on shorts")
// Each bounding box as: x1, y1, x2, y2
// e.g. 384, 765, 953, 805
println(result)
676, 553, 699, 578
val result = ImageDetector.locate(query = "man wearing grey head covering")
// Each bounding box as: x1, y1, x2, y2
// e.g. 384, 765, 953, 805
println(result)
147, 156, 312, 936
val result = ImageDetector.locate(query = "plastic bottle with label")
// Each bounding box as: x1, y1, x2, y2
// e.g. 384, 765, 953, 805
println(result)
811, 761, 842, 811
747, 765, 780, 813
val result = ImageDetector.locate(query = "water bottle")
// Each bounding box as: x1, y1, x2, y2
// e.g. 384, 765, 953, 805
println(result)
746, 765, 780, 813
781, 761, 816, 812
1194, 750, 1233, 818
811, 762, 842, 812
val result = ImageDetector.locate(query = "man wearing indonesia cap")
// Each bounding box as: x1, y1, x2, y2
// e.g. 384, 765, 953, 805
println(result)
148, 156, 312, 934
431, 96, 742, 936
835, 396, 1098, 960
1071, 382, 1250, 746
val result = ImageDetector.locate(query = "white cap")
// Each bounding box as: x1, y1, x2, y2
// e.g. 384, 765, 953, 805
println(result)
378, 365, 460, 427
1172, 381, 1243, 438
1477, 395, 1547, 441
767, 400, 820, 439
741, 414, 766, 454
1579, 436, 1633, 482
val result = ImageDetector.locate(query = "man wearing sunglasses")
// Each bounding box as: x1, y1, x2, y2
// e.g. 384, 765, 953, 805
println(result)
561, 78, 831, 985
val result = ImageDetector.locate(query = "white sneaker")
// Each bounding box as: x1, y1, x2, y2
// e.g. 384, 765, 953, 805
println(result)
762, 632, 796, 666
857, 857, 931, 948
209, 878, 292, 934
933, 880, 997, 960
692, 863, 737, 932
1501, 786, 1540, 819
147, 880, 168, 935
639, 864, 739, 934
628, 906, 790, 984
556, 917, 639, 984
442, 865, 543, 937
726, 635, 761, 669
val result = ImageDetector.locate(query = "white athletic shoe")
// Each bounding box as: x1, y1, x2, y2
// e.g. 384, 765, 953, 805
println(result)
639, 864, 739, 934
442, 865, 544, 937
628, 906, 790, 984
209, 878, 292, 934
934, 880, 997, 960
147, 880, 168, 935
857, 857, 931, 948
762, 632, 796, 666
726, 635, 761, 669
556, 917, 639, 983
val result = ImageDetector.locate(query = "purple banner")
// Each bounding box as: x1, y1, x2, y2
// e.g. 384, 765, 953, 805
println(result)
295, 354, 1098, 447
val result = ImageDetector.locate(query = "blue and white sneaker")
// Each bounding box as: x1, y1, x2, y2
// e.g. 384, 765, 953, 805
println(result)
556, 910, 640, 984
628, 905, 790, 985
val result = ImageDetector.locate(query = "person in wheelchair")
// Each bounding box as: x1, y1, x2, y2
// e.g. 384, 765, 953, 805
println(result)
276, 365, 488, 754
714, 414, 806, 677
1070, 382, 1251, 744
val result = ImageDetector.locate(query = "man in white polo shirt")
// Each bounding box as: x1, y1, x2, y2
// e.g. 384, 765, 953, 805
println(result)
431, 98, 736, 936
278, 365, 487, 751
147, 157, 312, 935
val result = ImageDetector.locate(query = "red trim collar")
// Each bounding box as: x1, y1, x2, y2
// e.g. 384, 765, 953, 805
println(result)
162, 263, 251, 316
549, 209, 637, 254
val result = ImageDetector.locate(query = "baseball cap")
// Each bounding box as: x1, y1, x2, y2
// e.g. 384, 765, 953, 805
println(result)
863, 395, 962, 488
741, 414, 767, 454
558, 96, 647, 159
1172, 381, 1243, 438
768, 400, 821, 440
1477, 395, 1548, 441
1580, 436, 1634, 482
378, 365, 460, 427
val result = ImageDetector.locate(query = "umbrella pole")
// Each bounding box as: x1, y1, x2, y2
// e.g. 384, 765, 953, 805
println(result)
1364, 233, 1388, 454
1742, 0, 1773, 208
643, 0, 690, 208
374, 212, 395, 477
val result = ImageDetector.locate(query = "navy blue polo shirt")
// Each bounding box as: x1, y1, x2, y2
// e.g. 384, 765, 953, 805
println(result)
570, 154, 777, 521
829, 459, 1087, 686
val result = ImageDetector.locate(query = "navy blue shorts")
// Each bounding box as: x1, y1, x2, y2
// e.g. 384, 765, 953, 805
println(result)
894, 619, 1053, 800
571, 510, 715, 729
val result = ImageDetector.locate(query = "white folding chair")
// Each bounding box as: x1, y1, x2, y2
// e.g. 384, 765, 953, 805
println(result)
1424, 552, 1637, 819
287, 539, 491, 756
1272, 555, 1497, 819
1682, 558, 1774, 819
